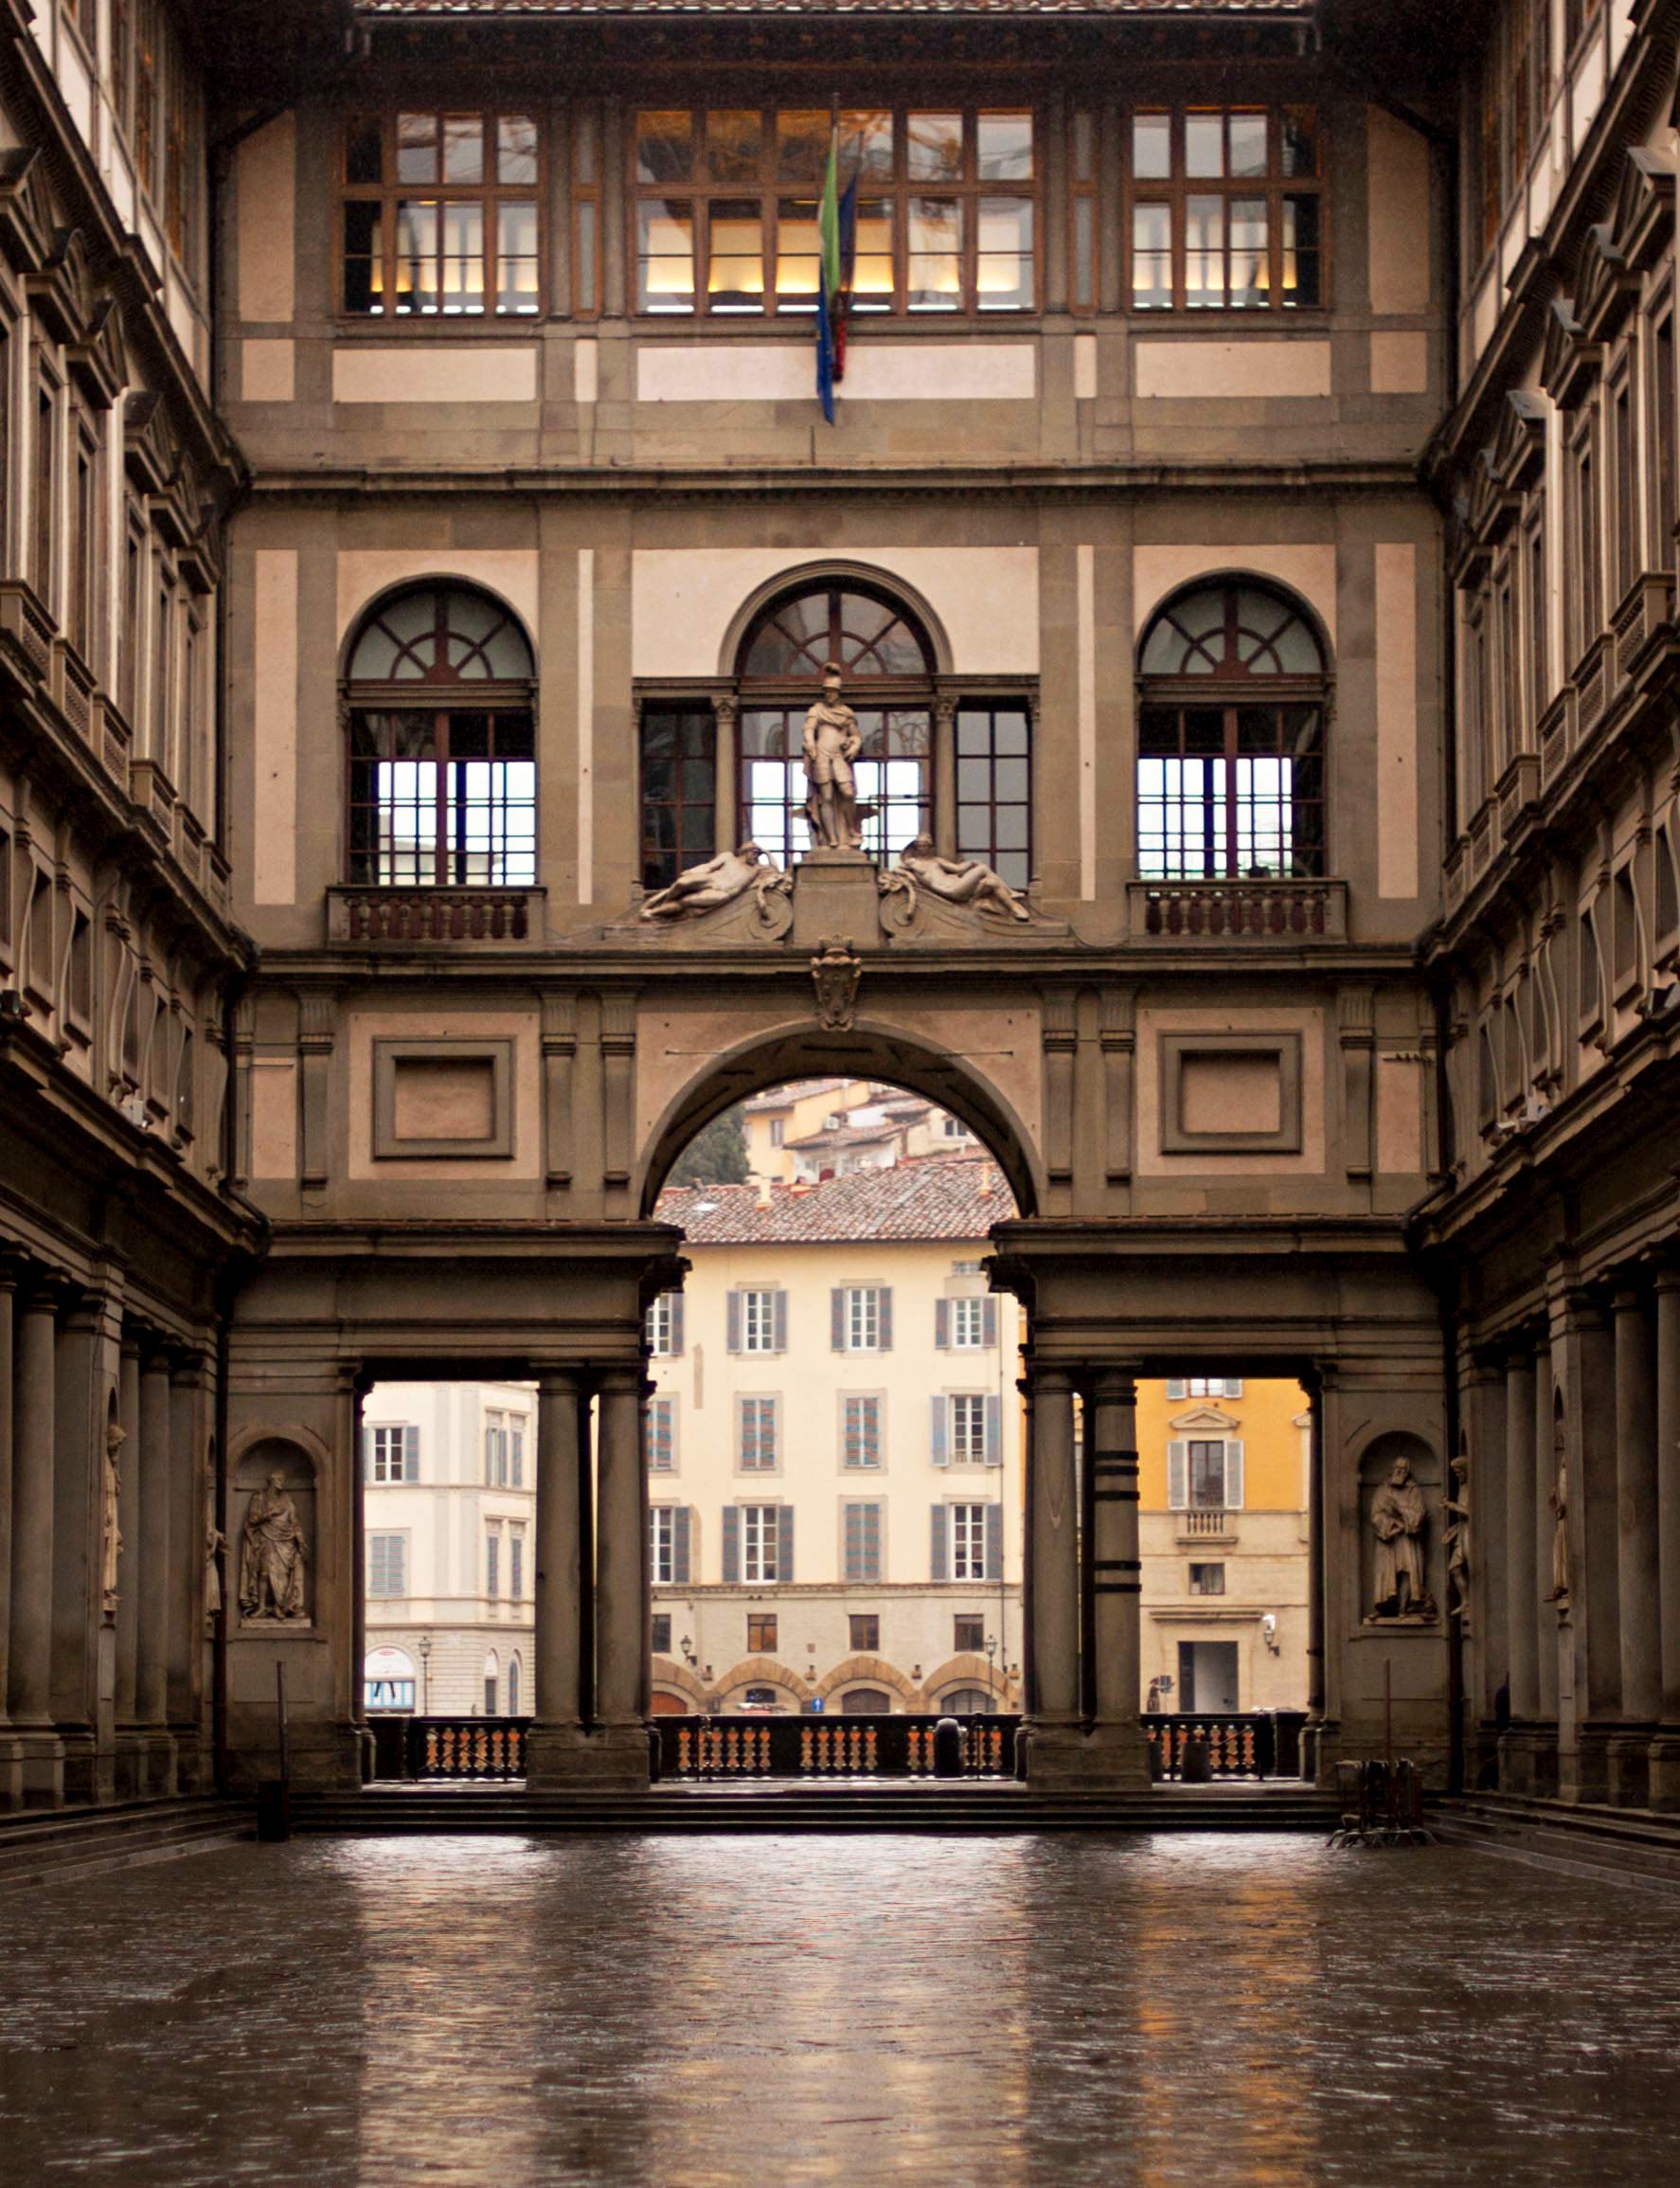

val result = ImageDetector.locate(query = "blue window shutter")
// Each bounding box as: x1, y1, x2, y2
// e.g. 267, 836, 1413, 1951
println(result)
831, 1287, 846, 1350
726, 1291, 742, 1354
984, 1394, 1002, 1466
982, 1297, 998, 1348
670, 1295, 685, 1357
1168, 1440, 1188, 1510
878, 1287, 893, 1352
865, 1502, 881, 1582
722, 1506, 740, 1584
1224, 1440, 1244, 1511
778, 1505, 794, 1584
403, 1425, 420, 1482
844, 1503, 861, 1582
773, 1290, 788, 1353
984, 1503, 1003, 1583
672, 1505, 692, 1586
935, 1299, 950, 1350
931, 1395, 949, 1466
930, 1505, 948, 1582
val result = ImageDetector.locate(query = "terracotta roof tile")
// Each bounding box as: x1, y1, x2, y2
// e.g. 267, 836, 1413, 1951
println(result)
656, 1152, 1016, 1243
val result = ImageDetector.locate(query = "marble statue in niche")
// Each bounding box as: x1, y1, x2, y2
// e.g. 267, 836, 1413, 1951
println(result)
802, 662, 864, 852
1443, 1450, 1471, 1622
1367, 1455, 1438, 1623
101, 1419, 124, 1620
1546, 1437, 1570, 1608
239, 1470, 308, 1622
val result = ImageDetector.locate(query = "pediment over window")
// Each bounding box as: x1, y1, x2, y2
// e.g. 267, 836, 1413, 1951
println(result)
1540, 296, 1598, 409
1168, 1406, 1238, 1432
1573, 221, 1637, 346
67, 296, 126, 411
26, 224, 100, 350
0, 145, 51, 275
1492, 388, 1547, 495
1608, 145, 1676, 277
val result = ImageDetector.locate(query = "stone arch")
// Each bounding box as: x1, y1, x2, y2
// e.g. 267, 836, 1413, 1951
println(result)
651, 1654, 710, 1710
920, 1652, 1010, 1711
334, 570, 539, 674
813, 1653, 920, 1706
636, 1018, 1043, 1217
716, 558, 956, 679
1133, 563, 1336, 665
712, 1655, 809, 1707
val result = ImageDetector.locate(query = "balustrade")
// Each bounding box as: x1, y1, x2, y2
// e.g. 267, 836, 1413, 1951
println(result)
1144, 1712, 1305, 1782
402, 1717, 529, 1782
657, 1713, 1019, 1782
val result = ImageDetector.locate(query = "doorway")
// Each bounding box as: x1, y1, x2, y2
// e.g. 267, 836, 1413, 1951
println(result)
1178, 1641, 1240, 1713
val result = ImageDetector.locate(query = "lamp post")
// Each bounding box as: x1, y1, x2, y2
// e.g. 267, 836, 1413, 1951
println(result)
985, 1632, 997, 1713
418, 1632, 432, 1714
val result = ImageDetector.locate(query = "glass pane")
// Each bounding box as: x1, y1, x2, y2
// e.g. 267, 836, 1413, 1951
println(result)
977, 113, 1032, 181
776, 198, 819, 309
1185, 113, 1224, 178
1183, 708, 1224, 755
636, 111, 693, 185
497, 202, 539, 314
1133, 203, 1171, 310
853, 202, 894, 311
1231, 198, 1268, 309
443, 116, 484, 184
845, 110, 895, 183
575, 201, 597, 312
638, 201, 694, 313
397, 113, 438, 184
1282, 108, 1318, 177
706, 200, 764, 311
1185, 195, 1224, 308
1073, 197, 1094, 311
906, 112, 963, 183
958, 756, 991, 800
977, 198, 1032, 311
343, 202, 383, 314
706, 110, 762, 183
908, 198, 961, 311
995, 757, 1028, 801
994, 708, 1028, 754
1228, 112, 1268, 178
1138, 706, 1179, 754
346, 116, 383, 186
441, 201, 484, 313
394, 200, 438, 314
777, 111, 828, 187
498, 116, 539, 185
1282, 194, 1320, 308
1133, 112, 1171, 181
1236, 588, 1318, 672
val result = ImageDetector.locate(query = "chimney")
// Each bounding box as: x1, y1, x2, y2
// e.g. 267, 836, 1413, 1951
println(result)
755, 1171, 772, 1211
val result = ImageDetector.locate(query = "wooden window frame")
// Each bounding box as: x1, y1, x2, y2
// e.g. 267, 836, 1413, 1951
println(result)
1566, 405, 1602, 671
1126, 104, 1326, 315
1648, 290, 1677, 575
338, 107, 545, 320
1068, 105, 1099, 316
949, 1501, 989, 1583
849, 1612, 881, 1653
630, 104, 1039, 321
746, 1610, 778, 1655
639, 702, 718, 894
572, 102, 601, 319
1609, 353, 1640, 605
841, 1391, 883, 1470
842, 1502, 883, 1586
1522, 505, 1548, 726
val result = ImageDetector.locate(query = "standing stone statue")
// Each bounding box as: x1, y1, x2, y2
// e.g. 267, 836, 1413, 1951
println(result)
239, 1470, 308, 1622
1546, 1444, 1570, 1606
1368, 1456, 1436, 1621
1443, 1450, 1471, 1621
802, 662, 863, 852
101, 1421, 124, 1620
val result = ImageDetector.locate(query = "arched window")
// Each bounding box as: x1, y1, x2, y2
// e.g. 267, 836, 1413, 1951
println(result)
483, 1648, 499, 1716
938, 1686, 994, 1714
737, 581, 936, 870
1136, 581, 1328, 882
345, 583, 536, 888
506, 1656, 522, 1717
839, 1685, 892, 1714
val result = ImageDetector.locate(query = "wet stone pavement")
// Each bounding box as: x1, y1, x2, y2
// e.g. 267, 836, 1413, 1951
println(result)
1, 1833, 1677, 2187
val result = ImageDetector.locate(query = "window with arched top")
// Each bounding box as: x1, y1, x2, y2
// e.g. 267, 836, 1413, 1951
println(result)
483, 1648, 499, 1717
345, 583, 536, 888
507, 1657, 522, 1717
1136, 580, 1328, 881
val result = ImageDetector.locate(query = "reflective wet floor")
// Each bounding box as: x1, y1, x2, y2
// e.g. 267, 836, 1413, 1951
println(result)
1, 1832, 1677, 2186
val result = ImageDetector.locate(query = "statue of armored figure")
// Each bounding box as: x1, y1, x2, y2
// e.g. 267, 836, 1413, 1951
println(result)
802, 662, 864, 852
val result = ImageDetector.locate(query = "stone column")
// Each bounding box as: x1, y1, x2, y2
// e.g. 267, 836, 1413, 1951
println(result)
0, 1268, 18, 1808
168, 1351, 208, 1784
1083, 1369, 1150, 1785
8, 1282, 61, 1802
591, 1367, 650, 1783
1302, 1372, 1327, 1773
1650, 1269, 1680, 1810
1563, 1300, 1618, 1802
113, 1337, 142, 1781
1609, 1284, 1660, 1805
526, 1371, 587, 1788
933, 694, 958, 858
1026, 1367, 1081, 1766
134, 1351, 175, 1795
1501, 1344, 1539, 1768
712, 695, 739, 858
1466, 1354, 1507, 1778
51, 1286, 109, 1804
1533, 1339, 1560, 1735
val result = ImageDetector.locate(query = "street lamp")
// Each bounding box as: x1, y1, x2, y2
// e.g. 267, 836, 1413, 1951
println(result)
984, 1633, 997, 1712
418, 1632, 432, 1714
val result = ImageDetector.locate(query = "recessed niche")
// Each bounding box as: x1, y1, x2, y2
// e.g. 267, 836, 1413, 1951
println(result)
372, 1037, 514, 1158
1159, 1032, 1302, 1154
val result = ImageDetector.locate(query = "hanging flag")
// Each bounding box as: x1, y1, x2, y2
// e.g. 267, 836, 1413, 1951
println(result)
815, 113, 857, 423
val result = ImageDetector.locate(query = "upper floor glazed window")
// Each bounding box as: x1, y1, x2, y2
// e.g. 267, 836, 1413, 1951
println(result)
340, 111, 543, 315
1473, 0, 1551, 260
344, 584, 536, 888
1129, 107, 1323, 312
1136, 582, 1328, 881
634, 108, 1035, 316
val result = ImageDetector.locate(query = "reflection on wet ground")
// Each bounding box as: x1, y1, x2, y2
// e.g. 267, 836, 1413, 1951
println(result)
0, 1832, 1676, 2186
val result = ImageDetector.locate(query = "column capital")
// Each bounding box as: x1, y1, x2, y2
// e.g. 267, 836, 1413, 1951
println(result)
594, 1363, 645, 1400
1087, 1366, 1140, 1405
535, 1365, 587, 1399
1024, 1360, 1076, 1399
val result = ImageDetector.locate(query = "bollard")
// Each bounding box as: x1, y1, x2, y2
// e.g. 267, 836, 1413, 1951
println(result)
1179, 1732, 1213, 1784
256, 1780, 291, 1842
933, 1714, 964, 1778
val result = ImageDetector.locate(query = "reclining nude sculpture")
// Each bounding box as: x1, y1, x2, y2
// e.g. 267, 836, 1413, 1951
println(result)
886, 835, 1031, 923
639, 840, 790, 922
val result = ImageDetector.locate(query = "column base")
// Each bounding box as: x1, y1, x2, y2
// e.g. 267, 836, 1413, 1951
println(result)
1558, 1718, 1615, 1803
1606, 1724, 1656, 1809
0, 1730, 24, 1811
1024, 1722, 1153, 1791
526, 1721, 651, 1791
59, 1728, 99, 1805
135, 1731, 178, 1800
113, 1729, 148, 1801
1646, 1728, 1680, 1812
15, 1727, 65, 1808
